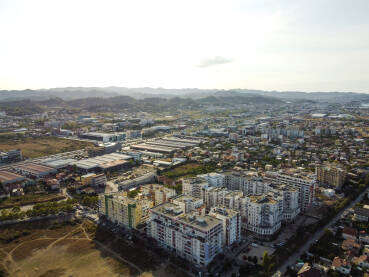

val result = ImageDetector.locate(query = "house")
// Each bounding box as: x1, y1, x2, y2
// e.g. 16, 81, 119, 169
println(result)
332, 257, 351, 275
354, 207, 369, 222
46, 179, 60, 191
359, 233, 369, 244
363, 245, 369, 256
342, 238, 360, 253
11, 187, 24, 196
297, 263, 325, 277
342, 227, 358, 240
353, 255, 369, 268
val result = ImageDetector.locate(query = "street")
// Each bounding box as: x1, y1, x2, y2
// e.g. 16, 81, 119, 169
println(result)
276, 190, 367, 275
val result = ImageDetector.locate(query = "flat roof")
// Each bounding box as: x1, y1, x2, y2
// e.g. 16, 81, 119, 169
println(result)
71, 153, 132, 170
0, 170, 25, 183
152, 203, 222, 232
99, 160, 129, 169
41, 158, 77, 168
16, 163, 56, 174
130, 143, 176, 153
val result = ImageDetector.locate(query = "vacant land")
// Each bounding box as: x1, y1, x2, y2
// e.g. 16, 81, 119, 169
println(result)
0, 220, 142, 277
162, 162, 216, 179
0, 219, 188, 277
0, 193, 65, 209
0, 136, 93, 158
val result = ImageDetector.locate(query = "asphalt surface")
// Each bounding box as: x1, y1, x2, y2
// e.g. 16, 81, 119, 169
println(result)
276, 190, 367, 275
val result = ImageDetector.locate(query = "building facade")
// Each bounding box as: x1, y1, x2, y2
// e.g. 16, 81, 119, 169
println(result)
209, 207, 241, 246
140, 184, 176, 206
147, 202, 223, 267
245, 194, 283, 238
98, 192, 153, 228
316, 164, 346, 189
264, 172, 315, 212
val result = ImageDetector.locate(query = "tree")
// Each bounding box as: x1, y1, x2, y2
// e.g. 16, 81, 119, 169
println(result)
261, 251, 274, 276
11, 206, 21, 213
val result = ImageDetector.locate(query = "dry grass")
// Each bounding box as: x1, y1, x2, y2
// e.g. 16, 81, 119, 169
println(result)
0, 136, 93, 158
0, 220, 189, 277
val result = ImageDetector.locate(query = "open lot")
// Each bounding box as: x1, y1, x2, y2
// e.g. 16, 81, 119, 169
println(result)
0, 220, 140, 277
239, 245, 275, 265
0, 136, 93, 158
162, 162, 216, 179
0, 219, 188, 277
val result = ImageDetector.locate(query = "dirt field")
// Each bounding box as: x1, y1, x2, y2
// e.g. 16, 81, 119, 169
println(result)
0, 220, 188, 277
0, 221, 141, 277
0, 136, 93, 158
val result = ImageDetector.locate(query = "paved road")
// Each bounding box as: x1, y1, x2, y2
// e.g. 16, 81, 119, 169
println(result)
276, 190, 367, 275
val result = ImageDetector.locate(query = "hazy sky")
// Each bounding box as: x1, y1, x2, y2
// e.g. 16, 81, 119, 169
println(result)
1, 0, 369, 92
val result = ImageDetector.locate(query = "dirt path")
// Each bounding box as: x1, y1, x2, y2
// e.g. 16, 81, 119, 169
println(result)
1, 223, 144, 276
45, 226, 81, 251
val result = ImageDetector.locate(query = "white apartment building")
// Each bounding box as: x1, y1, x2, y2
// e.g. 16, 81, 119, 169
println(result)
202, 187, 243, 211
269, 185, 300, 223
148, 203, 223, 267
203, 187, 228, 210
172, 195, 205, 215
209, 207, 241, 246
221, 190, 244, 211
245, 194, 283, 238
182, 177, 209, 199
240, 177, 270, 196
223, 171, 244, 190
264, 171, 315, 212
198, 172, 225, 187
140, 184, 176, 206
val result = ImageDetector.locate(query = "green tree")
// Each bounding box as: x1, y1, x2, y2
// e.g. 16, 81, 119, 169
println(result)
11, 206, 21, 213
261, 251, 274, 276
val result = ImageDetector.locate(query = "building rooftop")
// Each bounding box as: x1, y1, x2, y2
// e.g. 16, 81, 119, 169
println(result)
16, 163, 55, 174
0, 170, 25, 183
181, 213, 222, 232
249, 194, 277, 204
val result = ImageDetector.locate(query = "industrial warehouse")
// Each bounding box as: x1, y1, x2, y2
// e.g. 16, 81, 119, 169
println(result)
0, 170, 26, 185
70, 153, 133, 173
129, 136, 201, 155
14, 163, 57, 178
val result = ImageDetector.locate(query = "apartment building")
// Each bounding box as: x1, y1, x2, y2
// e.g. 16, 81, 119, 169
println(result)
198, 172, 225, 187
203, 187, 228, 210
223, 171, 245, 191
245, 194, 283, 238
140, 184, 176, 206
271, 185, 300, 222
316, 164, 347, 189
240, 176, 270, 196
182, 177, 209, 199
209, 207, 241, 246
202, 187, 243, 211
264, 171, 315, 212
147, 202, 223, 267
98, 192, 153, 228
171, 195, 205, 215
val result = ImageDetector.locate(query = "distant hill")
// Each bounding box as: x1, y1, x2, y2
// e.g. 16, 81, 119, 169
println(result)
0, 87, 368, 107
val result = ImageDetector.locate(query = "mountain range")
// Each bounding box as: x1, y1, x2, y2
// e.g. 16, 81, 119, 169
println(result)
0, 87, 368, 102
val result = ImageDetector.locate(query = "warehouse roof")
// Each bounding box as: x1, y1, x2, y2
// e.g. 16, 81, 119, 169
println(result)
0, 170, 25, 184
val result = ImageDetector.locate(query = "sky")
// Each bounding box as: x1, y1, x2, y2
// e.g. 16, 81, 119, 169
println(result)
1, 0, 369, 92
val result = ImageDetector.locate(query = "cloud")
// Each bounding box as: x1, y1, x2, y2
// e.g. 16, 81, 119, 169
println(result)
197, 56, 233, 68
